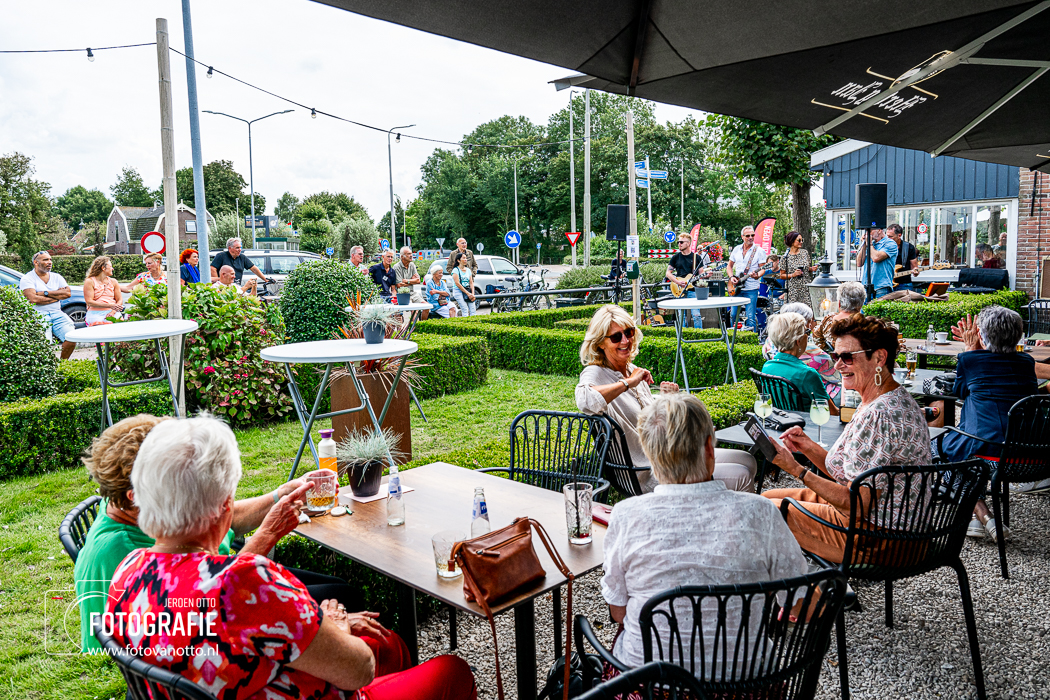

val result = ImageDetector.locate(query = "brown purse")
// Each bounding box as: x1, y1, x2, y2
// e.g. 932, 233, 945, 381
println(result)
449, 517, 574, 700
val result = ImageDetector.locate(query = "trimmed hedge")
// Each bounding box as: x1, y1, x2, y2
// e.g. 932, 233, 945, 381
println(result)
0, 374, 172, 480
552, 317, 760, 345
0, 254, 146, 282
280, 258, 380, 344
864, 290, 1027, 338
0, 286, 59, 402
291, 333, 489, 414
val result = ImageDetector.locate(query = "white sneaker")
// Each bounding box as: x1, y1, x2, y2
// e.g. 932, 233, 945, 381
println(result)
1012, 478, 1050, 494
985, 518, 1012, 543
966, 517, 986, 539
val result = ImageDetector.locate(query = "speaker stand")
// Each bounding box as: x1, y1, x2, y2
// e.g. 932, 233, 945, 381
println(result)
613, 240, 624, 304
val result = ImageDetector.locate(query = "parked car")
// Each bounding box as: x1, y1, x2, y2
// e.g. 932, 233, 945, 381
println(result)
0, 264, 86, 325
425, 254, 538, 296
206, 249, 323, 292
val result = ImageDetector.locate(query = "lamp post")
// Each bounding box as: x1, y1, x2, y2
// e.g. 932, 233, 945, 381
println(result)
387, 124, 415, 250
202, 109, 293, 247
568, 89, 581, 266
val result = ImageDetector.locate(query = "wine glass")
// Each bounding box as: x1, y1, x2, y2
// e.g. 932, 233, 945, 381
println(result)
753, 393, 773, 423
809, 398, 830, 447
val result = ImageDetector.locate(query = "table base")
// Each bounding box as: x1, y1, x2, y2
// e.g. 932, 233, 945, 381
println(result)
92, 337, 184, 433
670, 304, 741, 391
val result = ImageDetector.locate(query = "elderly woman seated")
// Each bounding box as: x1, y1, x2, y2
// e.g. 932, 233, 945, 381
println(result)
600, 393, 808, 680
102, 415, 476, 700
576, 305, 757, 492
763, 315, 931, 563
812, 281, 866, 354
762, 303, 841, 403
74, 414, 360, 653
761, 311, 836, 413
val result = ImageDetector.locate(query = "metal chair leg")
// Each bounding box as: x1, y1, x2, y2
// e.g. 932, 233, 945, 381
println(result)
553, 587, 562, 653
990, 481, 1009, 579
448, 605, 457, 651
835, 612, 850, 700
952, 560, 988, 700
885, 580, 893, 628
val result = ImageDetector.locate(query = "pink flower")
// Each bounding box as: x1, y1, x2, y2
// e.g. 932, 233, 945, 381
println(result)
203, 366, 216, 375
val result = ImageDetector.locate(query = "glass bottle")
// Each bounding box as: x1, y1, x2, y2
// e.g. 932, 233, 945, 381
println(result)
317, 429, 337, 473
387, 467, 404, 526
471, 487, 491, 537
926, 323, 936, 351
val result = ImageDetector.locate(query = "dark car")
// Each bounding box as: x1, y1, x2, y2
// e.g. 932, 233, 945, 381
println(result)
0, 264, 87, 326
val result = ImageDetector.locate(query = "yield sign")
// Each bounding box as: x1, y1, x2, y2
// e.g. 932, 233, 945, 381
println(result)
565, 231, 582, 247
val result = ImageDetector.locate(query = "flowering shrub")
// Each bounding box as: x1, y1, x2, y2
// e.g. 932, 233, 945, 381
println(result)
112, 283, 292, 424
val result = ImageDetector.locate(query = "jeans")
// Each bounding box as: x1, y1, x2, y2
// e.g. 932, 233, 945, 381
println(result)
870, 286, 893, 302
684, 288, 703, 328
453, 287, 475, 316
895, 282, 914, 293
740, 288, 759, 329
36, 303, 75, 342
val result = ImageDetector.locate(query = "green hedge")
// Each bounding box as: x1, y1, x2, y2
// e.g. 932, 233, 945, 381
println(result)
56, 359, 101, 393
552, 317, 760, 345
0, 378, 171, 480
291, 333, 490, 414
1, 254, 147, 282
864, 290, 1028, 338
0, 286, 60, 402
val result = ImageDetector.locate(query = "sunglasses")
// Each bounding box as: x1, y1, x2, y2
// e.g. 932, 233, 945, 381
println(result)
606, 327, 636, 344
743, 234, 755, 238
829, 348, 873, 365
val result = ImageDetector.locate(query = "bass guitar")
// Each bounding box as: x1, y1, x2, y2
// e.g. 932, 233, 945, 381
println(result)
892, 261, 950, 287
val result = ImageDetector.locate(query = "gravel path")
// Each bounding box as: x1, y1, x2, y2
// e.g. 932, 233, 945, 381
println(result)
416, 490, 1050, 699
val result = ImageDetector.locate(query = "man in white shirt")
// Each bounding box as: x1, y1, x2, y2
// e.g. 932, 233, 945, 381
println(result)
213, 265, 256, 295
727, 226, 768, 331
349, 245, 370, 274
19, 251, 76, 359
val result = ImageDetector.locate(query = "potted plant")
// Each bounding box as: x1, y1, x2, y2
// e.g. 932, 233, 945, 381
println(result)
336, 428, 404, 497
353, 304, 398, 344
693, 277, 709, 300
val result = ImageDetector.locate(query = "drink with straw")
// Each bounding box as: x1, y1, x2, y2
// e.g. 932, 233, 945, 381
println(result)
810, 398, 830, 447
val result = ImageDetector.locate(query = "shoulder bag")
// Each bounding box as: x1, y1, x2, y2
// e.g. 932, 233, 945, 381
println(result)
449, 516, 574, 700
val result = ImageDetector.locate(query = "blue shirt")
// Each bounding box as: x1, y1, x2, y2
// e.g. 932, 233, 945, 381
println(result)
369, 263, 397, 298
425, 278, 449, 308
859, 237, 898, 290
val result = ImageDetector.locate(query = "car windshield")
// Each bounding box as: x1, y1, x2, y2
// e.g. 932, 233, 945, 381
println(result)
491, 258, 519, 275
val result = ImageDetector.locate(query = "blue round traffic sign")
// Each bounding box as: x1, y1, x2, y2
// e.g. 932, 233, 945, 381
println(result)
381, 239, 390, 250
663, 230, 676, 243
504, 230, 521, 249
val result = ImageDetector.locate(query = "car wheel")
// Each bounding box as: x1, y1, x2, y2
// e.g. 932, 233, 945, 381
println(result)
64, 304, 87, 325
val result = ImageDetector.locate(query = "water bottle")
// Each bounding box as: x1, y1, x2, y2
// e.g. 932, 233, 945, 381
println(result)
926, 323, 936, 351
387, 467, 404, 526
317, 429, 337, 473
471, 487, 491, 537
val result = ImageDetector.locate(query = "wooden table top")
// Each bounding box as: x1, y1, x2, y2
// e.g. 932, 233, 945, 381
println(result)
293, 462, 607, 618
904, 338, 1050, 362
716, 410, 944, 449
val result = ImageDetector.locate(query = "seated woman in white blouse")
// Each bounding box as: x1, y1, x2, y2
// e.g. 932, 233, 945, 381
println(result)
575, 305, 757, 492
600, 393, 808, 680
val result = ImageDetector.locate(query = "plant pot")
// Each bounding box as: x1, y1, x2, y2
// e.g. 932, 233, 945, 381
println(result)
362, 321, 385, 344
396, 292, 411, 306
331, 372, 412, 465
345, 459, 384, 497
694, 286, 709, 300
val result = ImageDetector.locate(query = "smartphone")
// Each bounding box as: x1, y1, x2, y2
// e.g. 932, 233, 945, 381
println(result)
744, 415, 779, 462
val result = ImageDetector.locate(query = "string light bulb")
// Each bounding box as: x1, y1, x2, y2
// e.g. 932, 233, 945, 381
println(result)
206, 66, 213, 79
468, 144, 473, 155
396, 133, 401, 143
86, 48, 94, 62
310, 108, 317, 119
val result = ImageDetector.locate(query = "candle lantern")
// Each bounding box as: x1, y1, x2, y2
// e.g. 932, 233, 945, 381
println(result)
808, 258, 840, 320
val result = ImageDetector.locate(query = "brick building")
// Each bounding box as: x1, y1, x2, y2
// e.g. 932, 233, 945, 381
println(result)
105, 203, 215, 255
1017, 168, 1050, 298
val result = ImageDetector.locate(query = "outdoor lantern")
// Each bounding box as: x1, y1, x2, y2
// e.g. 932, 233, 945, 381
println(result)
808, 258, 840, 320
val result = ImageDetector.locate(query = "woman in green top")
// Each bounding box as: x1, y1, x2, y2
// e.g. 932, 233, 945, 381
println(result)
760, 312, 836, 413
73, 414, 359, 651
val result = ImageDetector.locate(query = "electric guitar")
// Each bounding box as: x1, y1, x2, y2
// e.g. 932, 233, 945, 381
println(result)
892, 261, 950, 286
727, 260, 775, 296
670, 261, 727, 297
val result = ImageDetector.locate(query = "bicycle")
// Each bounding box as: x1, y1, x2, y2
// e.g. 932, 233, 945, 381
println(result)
494, 264, 551, 312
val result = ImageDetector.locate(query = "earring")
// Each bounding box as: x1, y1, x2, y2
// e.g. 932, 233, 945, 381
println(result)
874, 366, 884, 387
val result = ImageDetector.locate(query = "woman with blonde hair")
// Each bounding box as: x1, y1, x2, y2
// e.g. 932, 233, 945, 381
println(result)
83, 255, 123, 325
575, 305, 757, 492
122, 252, 165, 292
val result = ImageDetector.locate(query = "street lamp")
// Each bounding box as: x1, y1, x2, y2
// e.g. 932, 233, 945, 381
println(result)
202, 109, 294, 247
386, 124, 415, 250
568, 89, 581, 266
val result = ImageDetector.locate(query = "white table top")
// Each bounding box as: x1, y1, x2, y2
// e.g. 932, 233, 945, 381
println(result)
346, 303, 432, 313
65, 319, 198, 343
658, 296, 751, 311
261, 338, 418, 364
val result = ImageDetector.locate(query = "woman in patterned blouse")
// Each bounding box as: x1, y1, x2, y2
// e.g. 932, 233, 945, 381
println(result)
779, 231, 819, 306
762, 315, 931, 563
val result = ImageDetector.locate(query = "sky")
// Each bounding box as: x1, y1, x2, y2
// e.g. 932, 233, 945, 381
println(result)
0, 0, 705, 223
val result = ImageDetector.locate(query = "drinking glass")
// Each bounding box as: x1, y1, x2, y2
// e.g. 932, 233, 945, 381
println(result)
305, 469, 338, 513
906, 350, 917, 378
431, 530, 465, 579
1017, 341, 1027, 353
753, 393, 773, 421
809, 398, 831, 447
563, 482, 593, 545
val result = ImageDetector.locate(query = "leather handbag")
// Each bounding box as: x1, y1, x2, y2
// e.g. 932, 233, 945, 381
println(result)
449, 517, 574, 700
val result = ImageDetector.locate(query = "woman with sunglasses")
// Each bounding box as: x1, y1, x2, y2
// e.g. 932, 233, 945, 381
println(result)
576, 305, 758, 493
762, 314, 931, 563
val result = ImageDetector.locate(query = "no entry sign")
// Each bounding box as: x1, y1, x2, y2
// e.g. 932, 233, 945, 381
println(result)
565, 231, 581, 247
140, 231, 165, 255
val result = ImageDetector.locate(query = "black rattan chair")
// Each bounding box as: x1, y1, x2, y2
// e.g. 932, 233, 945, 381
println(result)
779, 460, 988, 700
599, 415, 650, 498
59, 495, 102, 563
934, 395, 1050, 578
748, 367, 811, 412
576, 569, 848, 700
94, 621, 217, 700
576, 661, 710, 700
1026, 299, 1050, 338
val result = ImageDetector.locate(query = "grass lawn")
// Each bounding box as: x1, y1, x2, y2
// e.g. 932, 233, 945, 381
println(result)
0, 369, 577, 699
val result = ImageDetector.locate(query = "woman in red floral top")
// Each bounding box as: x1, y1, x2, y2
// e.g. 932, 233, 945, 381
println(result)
104, 415, 476, 700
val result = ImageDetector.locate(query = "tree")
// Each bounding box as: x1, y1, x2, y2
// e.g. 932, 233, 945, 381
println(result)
299, 191, 369, 225
377, 196, 406, 246
170, 160, 264, 216
707, 115, 838, 251
274, 192, 299, 224
334, 216, 380, 259
0, 152, 53, 259
110, 166, 154, 207
295, 202, 333, 254
54, 186, 113, 228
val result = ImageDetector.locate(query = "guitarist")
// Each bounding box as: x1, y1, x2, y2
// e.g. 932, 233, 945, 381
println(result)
666, 233, 710, 328
727, 226, 768, 332
886, 224, 918, 291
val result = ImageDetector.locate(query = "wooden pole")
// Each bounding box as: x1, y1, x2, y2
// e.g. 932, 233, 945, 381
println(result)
157, 18, 185, 413
626, 111, 640, 322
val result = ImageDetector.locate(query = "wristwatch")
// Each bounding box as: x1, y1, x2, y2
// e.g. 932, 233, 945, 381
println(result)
619, 378, 631, 391
43, 290, 49, 297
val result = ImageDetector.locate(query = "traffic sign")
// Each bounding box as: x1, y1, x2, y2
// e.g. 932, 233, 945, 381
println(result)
476, 243, 485, 252
649, 170, 668, 179
140, 231, 165, 255
536, 242, 542, 249
635, 167, 649, 177
664, 231, 676, 243
634, 160, 645, 169
504, 230, 521, 248
565, 231, 582, 247
436, 237, 446, 248
636, 179, 649, 189
325, 247, 334, 256
381, 239, 390, 250
917, 223, 929, 234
